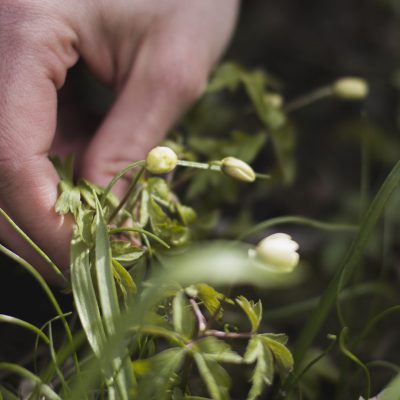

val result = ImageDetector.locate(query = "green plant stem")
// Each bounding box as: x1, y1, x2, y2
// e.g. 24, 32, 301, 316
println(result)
109, 227, 170, 248
353, 305, 400, 348
0, 315, 49, 345
293, 160, 400, 366
108, 166, 145, 223
237, 215, 357, 241
0, 208, 66, 282
101, 160, 145, 205
0, 244, 81, 378
284, 86, 333, 112
338, 327, 371, 400
0, 363, 61, 400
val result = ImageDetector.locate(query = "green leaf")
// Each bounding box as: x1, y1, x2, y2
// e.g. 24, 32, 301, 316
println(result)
55, 181, 81, 217
112, 259, 137, 304
244, 337, 274, 400
188, 283, 233, 320
261, 336, 294, 379
236, 296, 263, 332
111, 240, 145, 267
172, 291, 195, 339
193, 353, 230, 400
197, 337, 242, 364
259, 333, 288, 345
70, 230, 107, 357
207, 62, 244, 92
380, 373, 400, 400
134, 347, 185, 400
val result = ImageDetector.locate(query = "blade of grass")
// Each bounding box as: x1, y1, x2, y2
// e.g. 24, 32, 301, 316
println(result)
0, 243, 80, 377
0, 363, 61, 400
237, 215, 357, 241
0, 314, 49, 345
0, 208, 66, 282
293, 160, 400, 366
101, 160, 145, 205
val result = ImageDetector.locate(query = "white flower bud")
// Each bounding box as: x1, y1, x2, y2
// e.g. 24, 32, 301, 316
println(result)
146, 146, 178, 174
221, 157, 256, 183
332, 77, 369, 100
255, 233, 299, 273
264, 93, 283, 108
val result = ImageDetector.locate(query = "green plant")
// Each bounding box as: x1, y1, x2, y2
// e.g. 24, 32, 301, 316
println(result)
1, 62, 399, 400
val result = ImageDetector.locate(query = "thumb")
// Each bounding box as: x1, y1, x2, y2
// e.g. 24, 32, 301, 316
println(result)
80, 33, 208, 196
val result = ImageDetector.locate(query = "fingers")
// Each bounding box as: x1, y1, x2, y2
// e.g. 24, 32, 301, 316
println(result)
80, 30, 208, 196
0, 6, 78, 281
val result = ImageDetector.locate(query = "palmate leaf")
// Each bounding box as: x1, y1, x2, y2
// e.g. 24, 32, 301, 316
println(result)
134, 347, 186, 400
193, 352, 230, 400
261, 336, 294, 379
236, 296, 263, 332
244, 337, 274, 400
172, 291, 195, 339
197, 337, 242, 364
186, 283, 233, 320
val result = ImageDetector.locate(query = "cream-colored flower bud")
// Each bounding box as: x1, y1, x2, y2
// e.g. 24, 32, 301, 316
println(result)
332, 77, 369, 100
146, 146, 178, 174
221, 157, 256, 183
264, 93, 283, 108
255, 233, 299, 273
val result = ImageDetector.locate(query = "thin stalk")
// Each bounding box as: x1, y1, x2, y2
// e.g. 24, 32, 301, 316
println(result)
0, 244, 81, 378
101, 160, 145, 205
109, 227, 170, 248
0, 208, 66, 282
237, 215, 357, 241
108, 166, 145, 223
284, 86, 333, 112
0, 315, 49, 345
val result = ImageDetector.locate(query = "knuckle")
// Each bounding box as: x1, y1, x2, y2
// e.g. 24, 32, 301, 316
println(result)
154, 48, 208, 103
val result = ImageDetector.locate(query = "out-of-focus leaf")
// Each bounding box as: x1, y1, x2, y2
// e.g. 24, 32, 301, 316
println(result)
244, 337, 274, 400
259, 333, 288, 345
111, 240, 145, 267
187, 283, 233, 320
236, 296, 263, 332
207, 62, 244, 92
270, 123, 296, 184
196, 337, 242, 364
112, 259, 137, 304
193, 353, 230, 400
134, 347, 185, 400
261, 336, 294, 379
379, 373, 400, 400
172, 291, 195, 339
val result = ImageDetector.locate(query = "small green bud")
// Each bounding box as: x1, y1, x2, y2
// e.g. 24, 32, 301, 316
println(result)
220, 157, 256, 183
146, 146, 178, 174
332, 77, 369, 100
254, 233, 299, 273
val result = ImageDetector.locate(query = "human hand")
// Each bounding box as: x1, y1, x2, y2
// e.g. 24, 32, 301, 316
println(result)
0, 0, 239, 282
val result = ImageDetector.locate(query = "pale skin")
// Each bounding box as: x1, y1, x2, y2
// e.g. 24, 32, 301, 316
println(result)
0, 0, 239, 282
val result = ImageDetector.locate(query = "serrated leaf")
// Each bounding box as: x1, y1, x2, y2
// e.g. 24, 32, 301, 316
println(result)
236, 296, 263, 332
207, 62, 244, 92
172, 291, 195, 339
261, 336, 294, 379
245, 337, 274, 400
259, 333, 288, 345
190, 283, 233, 320
55, 181, 81, 217
111, 240, 145, 267
194, 353, 230, 400
197, 337, 242, 364
134, 347, 185, 400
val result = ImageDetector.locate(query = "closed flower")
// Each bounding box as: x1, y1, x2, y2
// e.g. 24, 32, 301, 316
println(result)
255, 233, 299, 273
146, 146, 178, 174
221, 157, 256, 183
